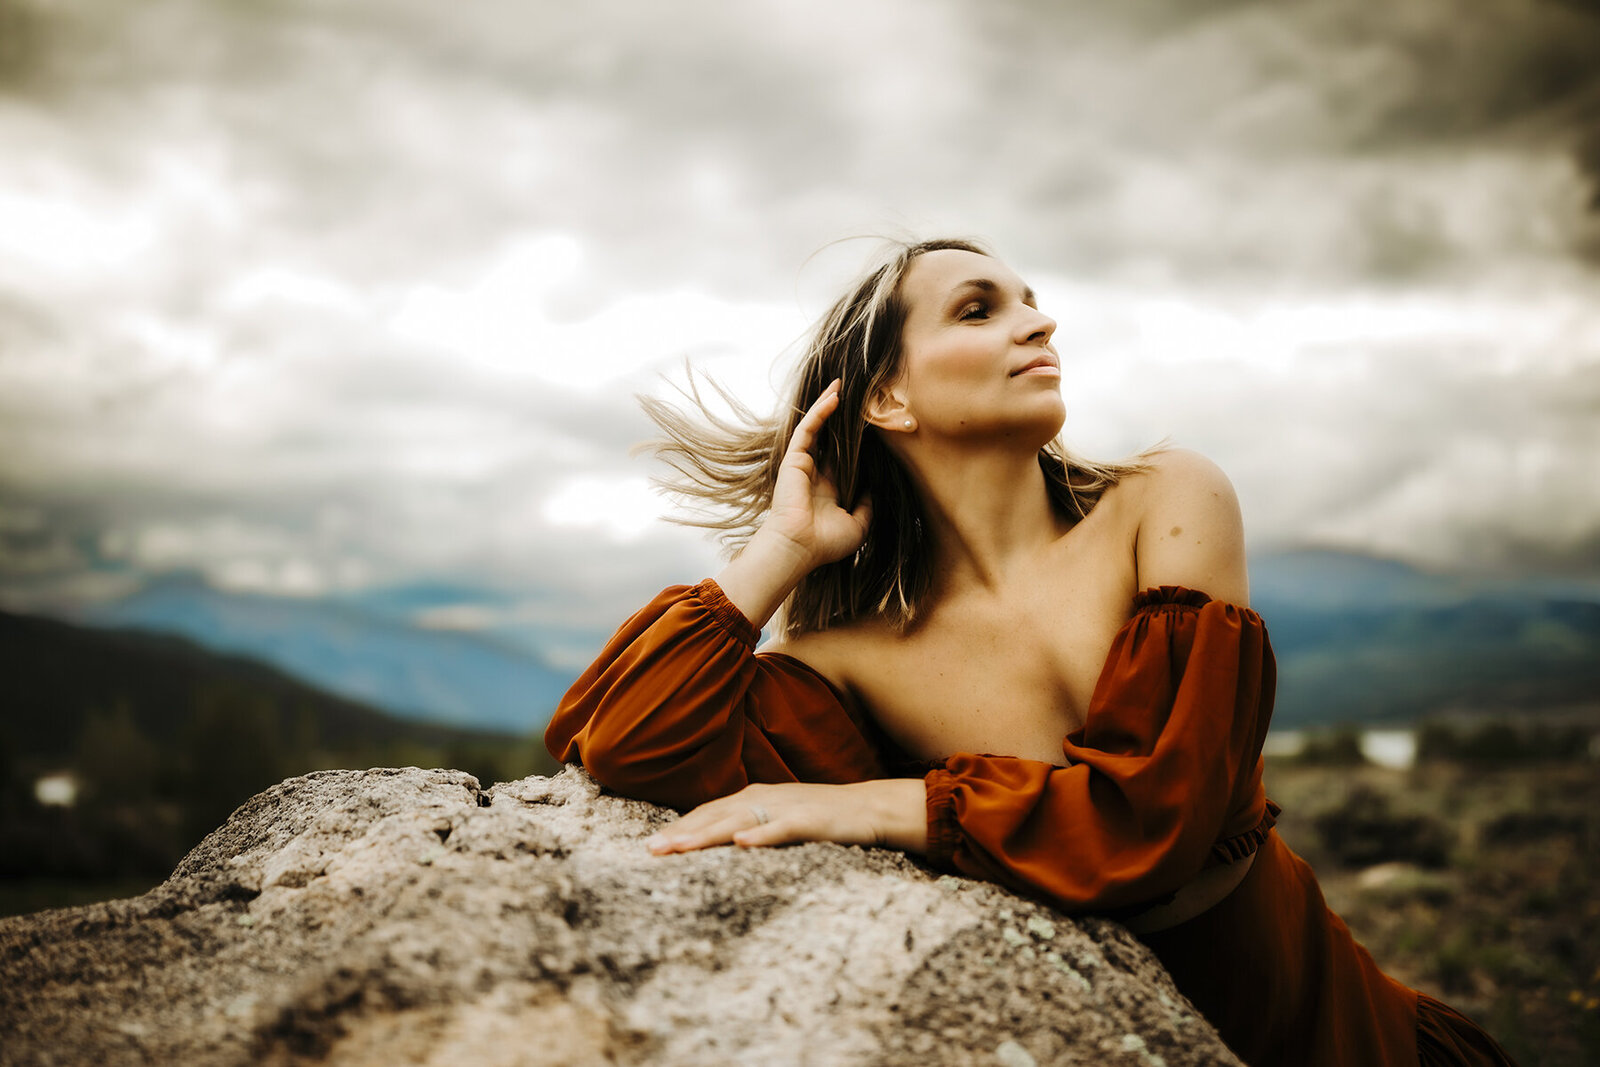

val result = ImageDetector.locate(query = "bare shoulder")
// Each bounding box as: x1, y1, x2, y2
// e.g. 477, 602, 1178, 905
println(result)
1133, 448, 1239, 512
1123, 447, 1250, 606
758, 617, 876, 694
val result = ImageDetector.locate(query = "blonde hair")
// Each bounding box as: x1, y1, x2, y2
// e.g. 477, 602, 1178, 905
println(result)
642, 238, 1149, 637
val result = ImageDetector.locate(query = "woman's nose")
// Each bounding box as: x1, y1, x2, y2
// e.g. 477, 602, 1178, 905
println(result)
1018, 307, 1056, 346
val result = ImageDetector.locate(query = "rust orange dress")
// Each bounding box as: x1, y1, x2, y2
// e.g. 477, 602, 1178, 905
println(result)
546, 580, 1517, 1067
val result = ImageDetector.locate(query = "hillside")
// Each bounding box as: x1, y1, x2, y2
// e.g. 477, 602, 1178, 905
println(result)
1251, 550, 1600, 728
81, 574, 576, 731
1, 610, 546, 759
0, 611, 556, 898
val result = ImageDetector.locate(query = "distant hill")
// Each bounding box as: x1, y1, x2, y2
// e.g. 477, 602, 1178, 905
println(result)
0, 610, 536, 764
0, 610, 556, 886
81, 575, 574, 732
1251, 549, 1600, 728
1250, 547, 1477, 610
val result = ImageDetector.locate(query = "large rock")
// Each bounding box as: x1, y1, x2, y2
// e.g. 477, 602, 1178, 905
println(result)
0, 767, 1241, 1066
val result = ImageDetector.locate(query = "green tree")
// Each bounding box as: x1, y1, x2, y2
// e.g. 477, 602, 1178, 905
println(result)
181, 685, 286, 840
75, 702, 160, 804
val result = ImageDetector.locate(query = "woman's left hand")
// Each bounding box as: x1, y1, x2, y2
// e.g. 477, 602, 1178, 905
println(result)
646, 779, 928, 855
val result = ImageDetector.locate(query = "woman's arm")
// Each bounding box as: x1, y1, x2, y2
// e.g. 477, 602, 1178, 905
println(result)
1133, 448, 1250, 605
546, 380, 893, 811
637, 379, 929, 853
545, 578, 887, 801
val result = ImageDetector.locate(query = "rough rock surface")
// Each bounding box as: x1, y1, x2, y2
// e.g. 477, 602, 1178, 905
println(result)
0, 767, 1242, 1066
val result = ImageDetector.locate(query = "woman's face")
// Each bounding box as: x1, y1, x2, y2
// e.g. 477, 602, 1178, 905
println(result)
888, 248, 1064, 445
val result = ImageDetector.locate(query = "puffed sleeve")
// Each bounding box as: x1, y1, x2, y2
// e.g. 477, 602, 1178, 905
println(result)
924, 586, 1278, 914
544, 578, 891, 810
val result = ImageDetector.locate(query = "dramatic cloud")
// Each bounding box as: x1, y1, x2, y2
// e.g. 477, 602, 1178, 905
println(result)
0, 0, 1596, 640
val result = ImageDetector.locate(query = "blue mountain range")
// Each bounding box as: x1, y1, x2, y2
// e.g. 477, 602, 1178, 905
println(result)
82, 575, 575, 734
71, 549, 1600, 733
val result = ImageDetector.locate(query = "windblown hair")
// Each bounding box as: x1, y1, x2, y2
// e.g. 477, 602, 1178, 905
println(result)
641, 238, 1150, 638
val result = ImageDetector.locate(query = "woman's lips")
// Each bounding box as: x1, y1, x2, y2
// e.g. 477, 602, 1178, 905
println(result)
1011, 356, 1060, 376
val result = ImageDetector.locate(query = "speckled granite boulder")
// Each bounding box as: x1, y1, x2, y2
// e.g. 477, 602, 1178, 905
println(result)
0, 766, 1241, 1066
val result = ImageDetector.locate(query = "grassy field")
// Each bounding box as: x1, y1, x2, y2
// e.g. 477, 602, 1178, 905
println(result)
1267, 756, 1599, 1067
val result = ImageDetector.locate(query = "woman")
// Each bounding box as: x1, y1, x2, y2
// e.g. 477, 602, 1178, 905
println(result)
545, 239, 1516, 1066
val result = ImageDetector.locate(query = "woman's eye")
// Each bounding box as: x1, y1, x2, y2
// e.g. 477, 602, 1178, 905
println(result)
958, 302, 989, 321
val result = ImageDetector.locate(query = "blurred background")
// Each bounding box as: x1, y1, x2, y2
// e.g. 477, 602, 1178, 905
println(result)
1, 0, 1597, 1060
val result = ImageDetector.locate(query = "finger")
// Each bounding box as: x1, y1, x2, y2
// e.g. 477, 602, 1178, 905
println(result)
732, 819, 801, 849
645, 804, 726, 851
655, 805, 722, 839
656, 784, 769, 834
648, 811, 755, 854
850, 495, 872, 531
648, 806, 728, 844
787, 392, 837, 459
786, 380, 842, 459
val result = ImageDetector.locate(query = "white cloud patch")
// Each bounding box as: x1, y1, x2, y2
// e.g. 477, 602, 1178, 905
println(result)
540, 475, 668, 543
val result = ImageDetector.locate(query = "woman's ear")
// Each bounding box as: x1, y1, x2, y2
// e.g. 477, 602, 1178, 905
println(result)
864, 384, 914, 433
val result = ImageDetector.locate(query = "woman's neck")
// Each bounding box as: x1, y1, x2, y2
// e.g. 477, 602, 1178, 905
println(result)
899, 439, 1070, 596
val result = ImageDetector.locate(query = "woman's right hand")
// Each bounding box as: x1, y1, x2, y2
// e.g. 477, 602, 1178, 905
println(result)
759, 379, 873, 571
713, 380, 872, 629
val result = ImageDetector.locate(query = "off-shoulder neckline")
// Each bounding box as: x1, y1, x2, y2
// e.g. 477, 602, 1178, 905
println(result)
1132, 585, 1215, 611
761, 649, 842, 689
754, 584, 1246, 683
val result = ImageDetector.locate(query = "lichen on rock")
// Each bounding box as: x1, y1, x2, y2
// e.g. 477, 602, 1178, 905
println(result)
0, 766, 1241, 1066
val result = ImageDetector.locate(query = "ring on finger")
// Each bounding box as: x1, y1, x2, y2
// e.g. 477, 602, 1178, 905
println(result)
749, 805, 770, 826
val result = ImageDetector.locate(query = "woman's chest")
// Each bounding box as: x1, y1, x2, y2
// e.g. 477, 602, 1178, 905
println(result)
843, 578, 1134, 765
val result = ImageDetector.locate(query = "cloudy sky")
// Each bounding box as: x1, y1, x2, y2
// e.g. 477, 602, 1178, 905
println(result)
1, 0, 1598, 663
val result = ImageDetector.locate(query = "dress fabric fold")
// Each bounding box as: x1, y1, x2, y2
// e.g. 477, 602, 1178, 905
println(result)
545, 580, 1518, 1067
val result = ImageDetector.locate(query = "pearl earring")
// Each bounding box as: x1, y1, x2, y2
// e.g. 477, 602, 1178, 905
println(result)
903, 419, 913, 430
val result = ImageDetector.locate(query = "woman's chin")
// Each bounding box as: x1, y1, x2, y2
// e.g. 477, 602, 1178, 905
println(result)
1023, 399, 1068, 444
